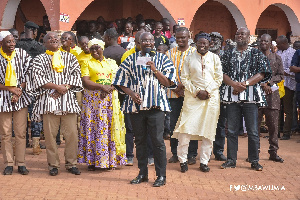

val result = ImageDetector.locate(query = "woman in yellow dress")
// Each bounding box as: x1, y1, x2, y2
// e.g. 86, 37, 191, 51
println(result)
77, 38, 126, 170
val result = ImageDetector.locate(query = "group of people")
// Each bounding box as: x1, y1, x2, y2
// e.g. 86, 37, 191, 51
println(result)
0, 14, 299, 188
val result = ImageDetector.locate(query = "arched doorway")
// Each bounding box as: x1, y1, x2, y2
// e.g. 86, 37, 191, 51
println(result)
190, 0, 246, 41
14, 0, 48, 32
77, 0, 163, 21
256, 3, 300, 42
1, 0, 48, 31
256, 5, 291, 42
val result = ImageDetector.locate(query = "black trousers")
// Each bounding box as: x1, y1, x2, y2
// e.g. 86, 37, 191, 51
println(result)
130, 109, 166, 177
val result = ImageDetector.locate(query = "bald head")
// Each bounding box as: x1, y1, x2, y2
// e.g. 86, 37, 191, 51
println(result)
43, 32, 59, 51
43, 32, 58, 43
235, 27, 250, 48
140, 32, 154, 53
140, 32, 154, 42
237, 27, 250, 35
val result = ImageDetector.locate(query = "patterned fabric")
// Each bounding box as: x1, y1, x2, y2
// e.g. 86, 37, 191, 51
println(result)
77, 90, 127, 168
166, 46, 196, 98
277, 47, 296, 91
220, 47, 271, 105
26, 51, 83, 121
262, 53, 284, 110
0, 48, 31, 112
78, 58, 126, 168
292, 49, 300, 83
112, 51, 177, 113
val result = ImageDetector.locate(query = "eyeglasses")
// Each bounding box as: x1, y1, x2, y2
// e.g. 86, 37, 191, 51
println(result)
141, 39, 154, 44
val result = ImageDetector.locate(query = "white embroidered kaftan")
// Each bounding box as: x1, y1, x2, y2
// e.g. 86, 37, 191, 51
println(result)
173, 51, 223, 141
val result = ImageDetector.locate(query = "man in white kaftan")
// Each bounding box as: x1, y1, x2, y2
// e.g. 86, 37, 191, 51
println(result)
173, 33, 223, 172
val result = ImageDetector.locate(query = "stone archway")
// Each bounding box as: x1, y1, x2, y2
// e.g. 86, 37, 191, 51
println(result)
272, 3, 300, 36
0, 0, 58, 30
1, 0, 21, 29
214, 0, 247, 29
190, 0, 247, 40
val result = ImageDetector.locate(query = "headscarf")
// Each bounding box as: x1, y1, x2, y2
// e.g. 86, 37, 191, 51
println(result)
0, 31, 17, 86
88, 38, 105, 50
0, 31, 12, 42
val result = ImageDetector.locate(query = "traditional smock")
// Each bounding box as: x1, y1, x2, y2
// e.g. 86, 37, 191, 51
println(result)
173, 51, 223, 141
26, 51, 83, 121
78, 57, 127, 168
0, 48, 32, 112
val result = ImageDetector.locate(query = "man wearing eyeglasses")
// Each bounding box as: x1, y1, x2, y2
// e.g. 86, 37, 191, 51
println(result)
26, 32, 83, 176
113, 32, 176, 187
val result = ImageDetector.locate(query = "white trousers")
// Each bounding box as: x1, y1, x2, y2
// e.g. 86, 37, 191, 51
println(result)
177, 133, 213, 165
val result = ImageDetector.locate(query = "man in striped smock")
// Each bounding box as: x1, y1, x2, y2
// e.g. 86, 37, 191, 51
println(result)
0, 31, 31, 175
166, 27, 198, 165
26, 32, 83, 176
113, 32, 176, 187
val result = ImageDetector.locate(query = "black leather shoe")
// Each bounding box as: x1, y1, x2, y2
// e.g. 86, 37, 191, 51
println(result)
200, 163, 210, 172
68, 167, 81, 175
153, 176, 166, 187
280, 134, 290, 140
130, 175, 148, 184
180, 162, 188, 173
221, 160, 236, 169
49, 168, 58, 176
269, 155, 284, 163
3, 166, 13, 175
18, 166, 29, 175
251, 162, 263, 171
188, 157, 196, 165
215, 154, 227, 161
168, 155, 179, 163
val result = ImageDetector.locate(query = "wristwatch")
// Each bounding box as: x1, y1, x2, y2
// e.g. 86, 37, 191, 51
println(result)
153, 69, 158, 74
245, 81, 250, 86
18, 85, 24, 91
65, 85, 70, 90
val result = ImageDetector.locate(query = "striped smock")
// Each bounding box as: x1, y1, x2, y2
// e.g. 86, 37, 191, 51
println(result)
112, 51, 177, 113
26, 51, 83, 121
0, 48, 32, 112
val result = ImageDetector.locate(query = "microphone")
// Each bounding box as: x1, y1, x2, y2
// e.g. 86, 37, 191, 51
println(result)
145, 48, 151, 58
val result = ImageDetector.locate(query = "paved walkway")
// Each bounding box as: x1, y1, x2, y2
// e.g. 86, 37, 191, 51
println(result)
0, 133, 299, 200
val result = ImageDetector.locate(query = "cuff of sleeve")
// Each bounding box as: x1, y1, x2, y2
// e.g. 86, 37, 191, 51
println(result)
193, 88, 200, 98
205, 81, 217, 94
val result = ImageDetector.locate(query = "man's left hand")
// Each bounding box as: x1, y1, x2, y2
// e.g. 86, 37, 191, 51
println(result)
174, 83, 185, 97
